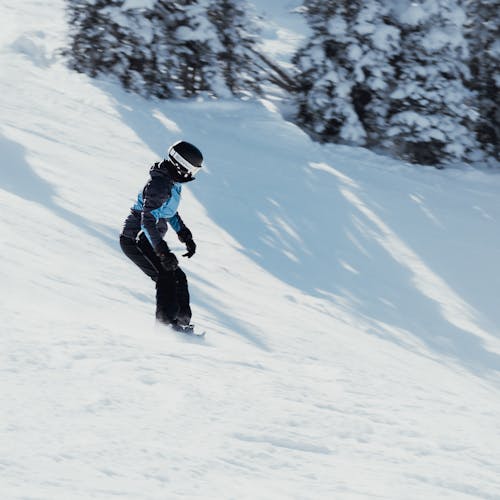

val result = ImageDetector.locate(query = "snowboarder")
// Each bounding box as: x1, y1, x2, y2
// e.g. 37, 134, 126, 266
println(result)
119, 140, 204, 332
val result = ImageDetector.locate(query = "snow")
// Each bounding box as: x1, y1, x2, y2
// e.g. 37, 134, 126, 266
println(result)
347, 44, 363, 62
251, 0, 307, 65
1, 1, 500, 499
328, 15, 348, 37
122, 0, 156, 9
396, 1, 430, 26
423, 27, 462, 52
372, 24, 400, 52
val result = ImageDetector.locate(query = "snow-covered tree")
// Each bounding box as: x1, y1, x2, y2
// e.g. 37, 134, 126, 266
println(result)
386, 0, 480, 165
66, 0, 262, 99
148, 0, 216, 97
207, 0, 262, 97
465, 0, 500, 160
293, 0, 489, 166
293, 0, 399, 146
67, 0, 145, 88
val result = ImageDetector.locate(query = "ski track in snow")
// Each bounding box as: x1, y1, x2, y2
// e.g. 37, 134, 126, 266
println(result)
1, 1, 500, 499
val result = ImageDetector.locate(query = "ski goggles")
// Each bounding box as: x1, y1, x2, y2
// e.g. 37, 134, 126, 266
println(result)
168, 147, 203, 178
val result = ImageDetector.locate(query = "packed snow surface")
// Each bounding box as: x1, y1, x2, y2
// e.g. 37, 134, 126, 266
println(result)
1, 1, 499, 499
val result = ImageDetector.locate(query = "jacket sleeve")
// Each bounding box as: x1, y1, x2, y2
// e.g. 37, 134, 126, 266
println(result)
141, 177, 171, 249
169, 213, 193, 243
167, 212, 183, 233
168, 212, 192, 237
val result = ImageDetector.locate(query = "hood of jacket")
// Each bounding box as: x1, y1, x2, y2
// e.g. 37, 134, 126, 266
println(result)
149, 160, 172, 178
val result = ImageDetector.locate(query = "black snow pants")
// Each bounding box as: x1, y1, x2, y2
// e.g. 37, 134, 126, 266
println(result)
119, 234, 192, 326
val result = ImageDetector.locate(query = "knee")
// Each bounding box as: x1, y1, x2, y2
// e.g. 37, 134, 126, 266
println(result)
119, 234, 135, 253
174, 268, 187, 284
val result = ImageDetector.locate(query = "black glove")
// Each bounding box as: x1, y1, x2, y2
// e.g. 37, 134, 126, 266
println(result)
178, 227, 196, 258
155, 240, 178, 271
177, 227, 192, 243
183, 239, 196, 258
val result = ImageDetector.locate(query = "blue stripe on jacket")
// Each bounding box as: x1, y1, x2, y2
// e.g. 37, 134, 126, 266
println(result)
134, 183, 182, 244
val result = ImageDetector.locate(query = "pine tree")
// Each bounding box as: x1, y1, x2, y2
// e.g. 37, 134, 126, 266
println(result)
465, 0, 500, 160
293, 1, 366, 144
67, 0, 134, 79
386, 0, 479, 165
293, 0, 399, 146
145, 0, 216, 98
207, 0, 262, 97
348, 2, 400, 146
66, 0, 263, 99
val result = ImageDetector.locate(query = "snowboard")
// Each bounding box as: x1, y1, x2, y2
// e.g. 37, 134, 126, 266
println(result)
171, 323, 206, 338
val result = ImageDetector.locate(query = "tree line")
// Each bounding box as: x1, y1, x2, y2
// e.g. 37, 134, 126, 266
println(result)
67, 0, 499, 167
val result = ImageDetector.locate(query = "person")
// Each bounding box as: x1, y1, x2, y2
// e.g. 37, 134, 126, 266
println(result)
119, 140, 203, 331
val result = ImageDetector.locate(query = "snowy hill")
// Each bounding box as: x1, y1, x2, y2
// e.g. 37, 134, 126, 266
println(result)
1, 1, 500, 499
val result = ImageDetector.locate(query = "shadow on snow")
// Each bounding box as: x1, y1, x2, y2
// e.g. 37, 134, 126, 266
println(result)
101, 84, 500, 377
0, 132, 118, 252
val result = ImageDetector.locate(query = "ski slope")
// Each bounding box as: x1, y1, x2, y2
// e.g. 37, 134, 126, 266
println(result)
1, 1, 500, 499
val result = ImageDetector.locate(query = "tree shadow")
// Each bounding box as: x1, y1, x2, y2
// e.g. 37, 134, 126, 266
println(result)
305, 160, 500, 378
0, 132, 118, 252
99, 85, 500, 378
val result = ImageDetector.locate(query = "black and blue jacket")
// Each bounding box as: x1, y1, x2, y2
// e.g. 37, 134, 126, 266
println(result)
121, 161, 188, 249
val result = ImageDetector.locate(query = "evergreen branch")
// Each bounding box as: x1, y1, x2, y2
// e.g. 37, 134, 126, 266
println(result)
249, 47, 298, 92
